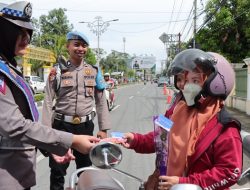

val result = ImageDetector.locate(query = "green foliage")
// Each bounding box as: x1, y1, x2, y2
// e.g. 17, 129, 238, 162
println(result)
100, 50, 130, 74
30, 59, 44, 75
85, 48, 97, 65
127, 69, 135, 78
34, 93, 45, 102
31, 8, 72, 55
196, 0, 250, 62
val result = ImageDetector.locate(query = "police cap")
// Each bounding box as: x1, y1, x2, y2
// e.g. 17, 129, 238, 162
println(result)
0, 1, 33, 30
66, 31, 89, 46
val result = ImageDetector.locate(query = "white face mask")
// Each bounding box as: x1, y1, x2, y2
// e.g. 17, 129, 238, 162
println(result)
182, 83, 202, 106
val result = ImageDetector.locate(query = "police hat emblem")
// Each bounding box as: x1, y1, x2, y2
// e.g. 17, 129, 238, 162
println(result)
0, 1, 33, 30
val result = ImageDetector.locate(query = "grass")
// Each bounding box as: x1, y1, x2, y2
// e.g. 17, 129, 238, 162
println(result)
34, 93, 45, 102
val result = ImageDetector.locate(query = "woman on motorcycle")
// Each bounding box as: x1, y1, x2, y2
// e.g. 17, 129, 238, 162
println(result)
158, 50, 242, 190
122, 71, 185, 190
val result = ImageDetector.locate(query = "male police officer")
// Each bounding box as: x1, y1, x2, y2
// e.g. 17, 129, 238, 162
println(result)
42, 31, 111, 190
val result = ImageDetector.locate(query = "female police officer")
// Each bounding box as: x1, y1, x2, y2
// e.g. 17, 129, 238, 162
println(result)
0, 1, 99, 190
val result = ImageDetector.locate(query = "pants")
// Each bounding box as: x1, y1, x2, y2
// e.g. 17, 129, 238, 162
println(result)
49, 119, 94, 190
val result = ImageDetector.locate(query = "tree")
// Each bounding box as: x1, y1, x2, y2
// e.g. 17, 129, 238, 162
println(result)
31, 8, 72, 53
127, 69, 135, 78
100, 50, 129, 73
85, 48, 97, 65
31, 60, 44, 76
196, 0, 250, 62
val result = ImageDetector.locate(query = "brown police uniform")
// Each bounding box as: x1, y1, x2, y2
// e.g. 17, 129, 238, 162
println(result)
42, 60, 111, 190
0, 62, 73, 190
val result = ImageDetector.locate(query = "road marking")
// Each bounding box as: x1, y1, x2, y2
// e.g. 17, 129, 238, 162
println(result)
36, 154, 45, 164
129, 96, 134, 99
111, 105, 120, 111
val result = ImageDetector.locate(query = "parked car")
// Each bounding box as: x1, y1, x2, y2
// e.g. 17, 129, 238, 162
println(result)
157, 77, 169, 87
24, 75, 45, 94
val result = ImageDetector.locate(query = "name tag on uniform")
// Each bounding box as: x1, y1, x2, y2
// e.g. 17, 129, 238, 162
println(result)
85, 80, 95, 86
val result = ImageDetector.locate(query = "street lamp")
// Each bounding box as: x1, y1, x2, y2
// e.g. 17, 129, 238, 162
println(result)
79, 16, 119, 67
159, 32, 169, 70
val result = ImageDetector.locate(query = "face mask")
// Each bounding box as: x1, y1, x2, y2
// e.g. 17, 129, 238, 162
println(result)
182, 83, 202, 106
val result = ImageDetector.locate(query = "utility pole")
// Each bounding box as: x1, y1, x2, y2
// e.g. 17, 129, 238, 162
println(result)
178, 33, 181, 52
193, 0, 197, 48
123, 37, 126, 54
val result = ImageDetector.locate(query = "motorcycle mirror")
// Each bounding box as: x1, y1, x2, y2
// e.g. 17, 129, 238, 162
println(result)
170, 184, 202, 190
89, 142, 122, 169
237, 168, 250, 186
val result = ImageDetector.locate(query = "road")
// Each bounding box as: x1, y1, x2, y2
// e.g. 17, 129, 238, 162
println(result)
33, 83, 250, 189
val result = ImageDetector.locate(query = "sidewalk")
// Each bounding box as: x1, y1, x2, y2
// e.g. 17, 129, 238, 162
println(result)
226, 107, 250, 153
226, 107, 250, 133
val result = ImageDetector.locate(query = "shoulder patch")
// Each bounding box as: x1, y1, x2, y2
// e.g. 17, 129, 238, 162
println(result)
95, 69, 106, 90
0, 76, 6, 94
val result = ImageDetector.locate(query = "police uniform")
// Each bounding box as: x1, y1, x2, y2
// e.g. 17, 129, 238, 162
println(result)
0, 2, 74, 190
41, 32, 111, 190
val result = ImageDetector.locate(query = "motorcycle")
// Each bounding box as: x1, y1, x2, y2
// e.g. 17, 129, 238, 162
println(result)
105, 83, 115, 111
66, 142, 250, 190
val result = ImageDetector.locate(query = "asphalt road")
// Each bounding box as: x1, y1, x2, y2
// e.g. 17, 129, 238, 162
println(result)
32, 83, 250, 189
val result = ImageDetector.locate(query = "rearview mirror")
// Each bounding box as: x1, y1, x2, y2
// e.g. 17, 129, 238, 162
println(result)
237, 167, 250, 185
89, 142, 122, 169
170, 184, 202, 190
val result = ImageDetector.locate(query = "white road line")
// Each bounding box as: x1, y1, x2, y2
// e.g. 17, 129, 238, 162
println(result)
111, 105, 120, 111
129, 96, 134, 99
36, 154, 45, 164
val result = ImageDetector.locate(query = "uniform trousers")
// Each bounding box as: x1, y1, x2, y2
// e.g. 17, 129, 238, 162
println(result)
49, 119, 94, 190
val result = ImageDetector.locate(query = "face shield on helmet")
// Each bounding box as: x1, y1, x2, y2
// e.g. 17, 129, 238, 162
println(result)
168, 49, 233, 106
168, 49, 217, 76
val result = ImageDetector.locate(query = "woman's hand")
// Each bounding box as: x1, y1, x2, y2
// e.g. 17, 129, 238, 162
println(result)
121, 132, 134, 148
158, 176, 179, 190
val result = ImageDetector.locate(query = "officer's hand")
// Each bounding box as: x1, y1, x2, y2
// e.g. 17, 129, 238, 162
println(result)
97, 130, 107, 139
72, 135, 100, 154
52, 149, 75, 164
122, 132, 134, 148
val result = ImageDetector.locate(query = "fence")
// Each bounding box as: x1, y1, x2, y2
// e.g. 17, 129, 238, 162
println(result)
226, 62, 250, 114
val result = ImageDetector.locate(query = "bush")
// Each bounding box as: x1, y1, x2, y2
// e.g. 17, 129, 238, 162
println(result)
34, 93, 45, 102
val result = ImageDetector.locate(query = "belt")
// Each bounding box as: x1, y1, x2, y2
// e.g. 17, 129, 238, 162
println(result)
54, 112, 94, 124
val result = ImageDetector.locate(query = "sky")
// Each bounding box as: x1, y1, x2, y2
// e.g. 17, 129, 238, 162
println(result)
3, 0, 208, 70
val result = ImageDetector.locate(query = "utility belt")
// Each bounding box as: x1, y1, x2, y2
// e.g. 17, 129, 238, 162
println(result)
54, 112, 95, 125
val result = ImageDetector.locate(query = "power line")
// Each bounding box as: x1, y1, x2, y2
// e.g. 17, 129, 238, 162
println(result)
113, 19, 191, 25
203, 6, 250, 33
34, 8, 191, 14
180, 5, 194, 35
183, 22, 194, 42
196, 0, 227, 32
170, 0, 184, 34
167, 0, 177, 34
